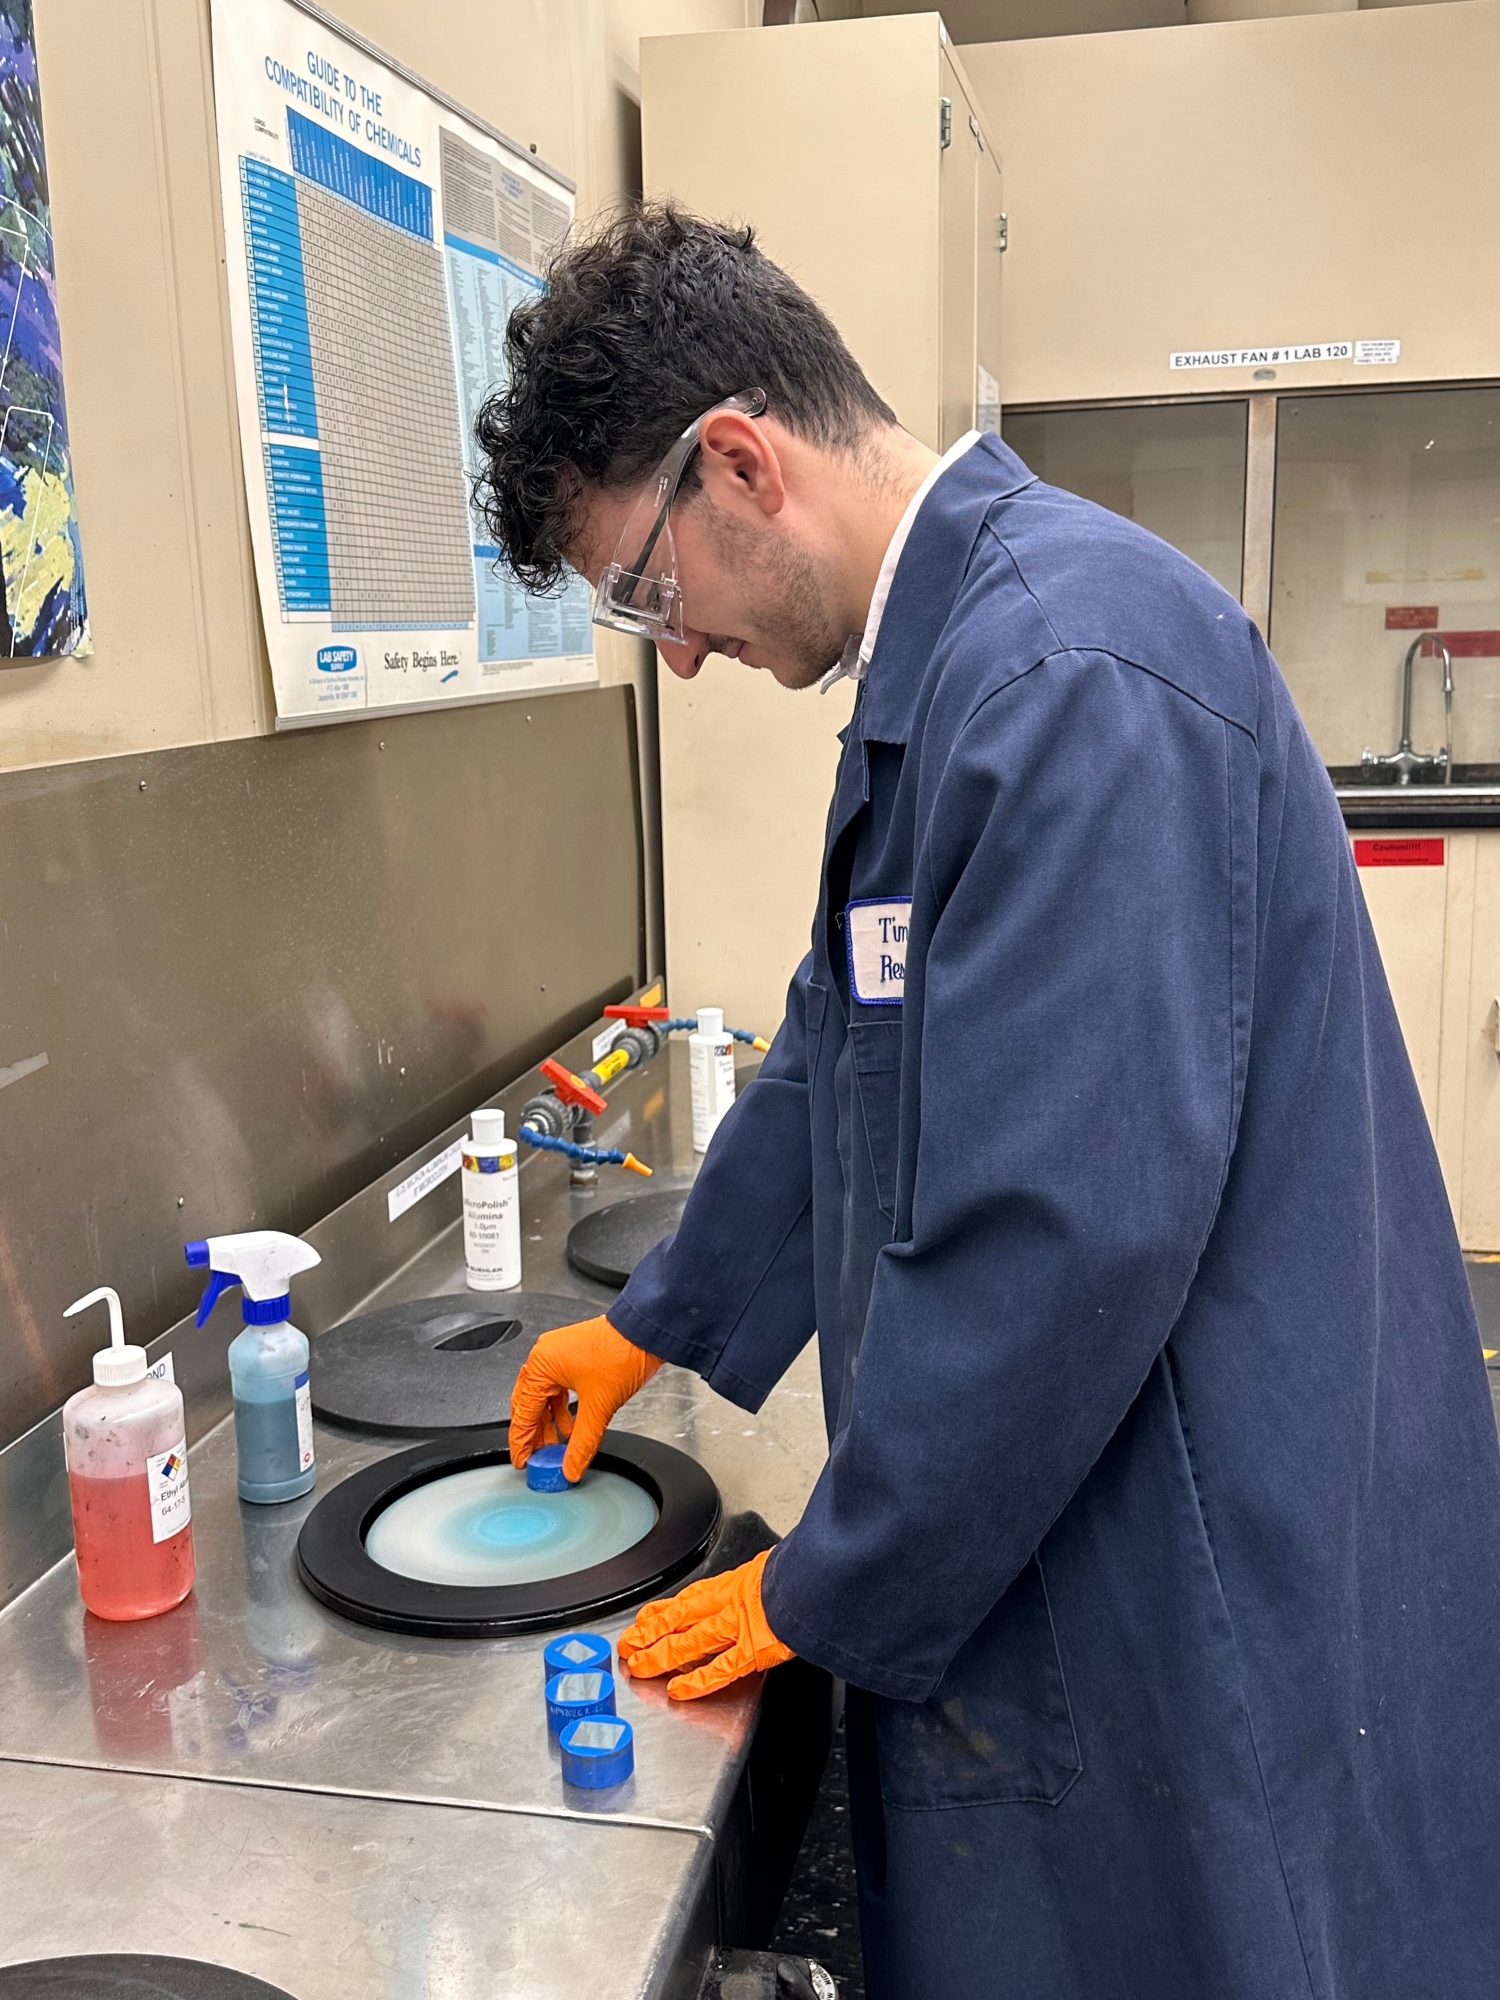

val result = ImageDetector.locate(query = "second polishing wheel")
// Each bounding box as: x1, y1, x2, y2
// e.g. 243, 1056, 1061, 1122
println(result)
566, 1188, 690, 1290
297, 1426, 720, 1638
311, 1291, 589, 1437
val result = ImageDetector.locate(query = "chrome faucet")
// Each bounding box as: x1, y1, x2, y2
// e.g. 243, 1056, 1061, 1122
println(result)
1362, 630, 1454, 786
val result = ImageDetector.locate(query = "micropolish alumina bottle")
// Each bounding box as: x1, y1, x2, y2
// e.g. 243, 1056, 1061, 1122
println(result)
464, 1106, 522, 1290
62, 1287, 195, 1621
690, 1006, 736, 1153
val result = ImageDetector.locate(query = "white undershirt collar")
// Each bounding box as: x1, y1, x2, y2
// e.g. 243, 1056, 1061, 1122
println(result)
820, 430, 982, 695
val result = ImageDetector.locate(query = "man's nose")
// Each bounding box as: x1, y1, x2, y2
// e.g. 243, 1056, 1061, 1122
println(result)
656, 630, 705, 680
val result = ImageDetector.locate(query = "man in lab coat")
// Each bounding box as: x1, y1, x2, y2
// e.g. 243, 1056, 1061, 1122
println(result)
476, 202, 1500, 1999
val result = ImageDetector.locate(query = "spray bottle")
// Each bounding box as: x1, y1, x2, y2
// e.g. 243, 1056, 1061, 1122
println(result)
463, 1107, 522, 1291
186, 1232, 321, 1504
690, 1006, 736, 1153
62, 1286, 195, 1621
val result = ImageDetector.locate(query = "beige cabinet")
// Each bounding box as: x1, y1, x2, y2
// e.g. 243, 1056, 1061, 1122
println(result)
642, 15, 1003, 1032
1356, 828, 1500, 1250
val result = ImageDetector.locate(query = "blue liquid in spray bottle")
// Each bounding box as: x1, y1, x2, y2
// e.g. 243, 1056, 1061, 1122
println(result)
186, 1232, 321, 1505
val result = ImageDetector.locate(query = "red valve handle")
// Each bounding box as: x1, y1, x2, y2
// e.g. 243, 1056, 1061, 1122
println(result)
604, 1005, 672, 1026
539, 1057, 608, 1115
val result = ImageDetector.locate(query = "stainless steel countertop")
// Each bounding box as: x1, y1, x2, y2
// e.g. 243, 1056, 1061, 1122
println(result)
0, 1759, 711, 1999
0, 1041, 828, 1840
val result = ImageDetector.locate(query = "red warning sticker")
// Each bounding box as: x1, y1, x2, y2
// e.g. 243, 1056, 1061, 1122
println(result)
1386, 606, 1440, 630
1353, 837, 1444, 868
1421, 631, 1500, 657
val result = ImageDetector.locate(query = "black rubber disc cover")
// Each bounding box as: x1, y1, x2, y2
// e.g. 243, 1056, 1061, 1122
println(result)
0, 1960, 296, 1998
296, 1424, 720, 1638
566, 1188, 689, 1289
311, 1291, 589, 1436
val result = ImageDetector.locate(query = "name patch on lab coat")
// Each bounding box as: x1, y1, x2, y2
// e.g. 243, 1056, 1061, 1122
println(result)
846, 898, 910, 1005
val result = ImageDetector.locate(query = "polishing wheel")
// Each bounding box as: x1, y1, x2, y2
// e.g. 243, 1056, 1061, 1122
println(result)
297, 1425, 719, 1637
311, 1291, 589, 1436
566, 1188, 689, 1290
0, 1960, 297, 1998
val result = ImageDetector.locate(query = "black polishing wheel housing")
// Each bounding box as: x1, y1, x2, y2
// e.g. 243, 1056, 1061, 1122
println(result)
296, 1425, 720, 1638
0, 1959, 297, 1999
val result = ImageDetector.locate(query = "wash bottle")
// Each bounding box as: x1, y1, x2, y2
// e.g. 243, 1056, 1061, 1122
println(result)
186, 1231, 321, 1504
690, 1006, 736, 1152
62, 1286, 195, 1620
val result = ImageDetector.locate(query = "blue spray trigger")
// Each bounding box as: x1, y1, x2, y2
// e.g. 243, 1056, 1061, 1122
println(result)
194, 1269, 239, 1326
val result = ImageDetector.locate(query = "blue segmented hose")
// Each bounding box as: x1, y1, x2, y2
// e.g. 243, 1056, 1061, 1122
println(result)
518, 1124, 635, 1169
662, 1016, 765, 1047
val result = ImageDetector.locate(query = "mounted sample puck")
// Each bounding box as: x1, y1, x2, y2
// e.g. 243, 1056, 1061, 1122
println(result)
296, 1425, 720, 1638
310, 1291, 588, 1437
0, 1960, 298, 1999
566, 1188, 690, 1289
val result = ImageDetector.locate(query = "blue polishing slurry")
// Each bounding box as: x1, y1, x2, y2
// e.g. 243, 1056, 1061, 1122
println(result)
559, 1713, 635, 1790
526, 1442, 574, 1493
546, 1668, 617, 1738
543, 1632, 612, 1684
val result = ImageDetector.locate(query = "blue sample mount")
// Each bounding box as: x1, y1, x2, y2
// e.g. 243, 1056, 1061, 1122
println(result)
560, 1713, 634, 1789
526, 1441, 574, 1493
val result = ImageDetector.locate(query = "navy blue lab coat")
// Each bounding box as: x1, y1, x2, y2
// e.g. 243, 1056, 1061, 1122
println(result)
610, 435, 1500, 1999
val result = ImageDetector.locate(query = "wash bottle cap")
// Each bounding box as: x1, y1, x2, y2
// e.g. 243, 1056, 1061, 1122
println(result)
185, 1231, 321, 1327
66, 1286, 148, 1387
559, 1713, 634, 1789
543, 1632, 612, 1683
470, 1108, 508, 1149
696, 1007, 725, 1039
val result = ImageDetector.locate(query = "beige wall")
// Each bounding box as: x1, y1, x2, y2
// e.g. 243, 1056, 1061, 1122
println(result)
0, 0, 746, 775
961, 0, 1500, 407
643, 17, 998, 1031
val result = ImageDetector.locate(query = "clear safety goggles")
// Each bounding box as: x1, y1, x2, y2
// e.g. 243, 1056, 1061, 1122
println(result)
591, 387, 767, 642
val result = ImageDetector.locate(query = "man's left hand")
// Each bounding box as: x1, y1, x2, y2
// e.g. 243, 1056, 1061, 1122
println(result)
618, 1548, 793, 1699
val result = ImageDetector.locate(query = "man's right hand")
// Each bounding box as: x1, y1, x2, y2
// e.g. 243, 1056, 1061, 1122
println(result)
508, 1315, 663, 1483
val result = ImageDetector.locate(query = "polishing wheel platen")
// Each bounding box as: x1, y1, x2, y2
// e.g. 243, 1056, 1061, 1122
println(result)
296, 1425, 720, 1638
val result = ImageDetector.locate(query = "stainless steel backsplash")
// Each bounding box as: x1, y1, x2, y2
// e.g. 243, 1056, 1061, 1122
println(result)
0, 688, 644, 1448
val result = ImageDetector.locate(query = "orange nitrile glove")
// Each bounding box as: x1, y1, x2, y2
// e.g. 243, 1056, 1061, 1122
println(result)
508, 1315, 663, 1484
618, 1548, 794, 1700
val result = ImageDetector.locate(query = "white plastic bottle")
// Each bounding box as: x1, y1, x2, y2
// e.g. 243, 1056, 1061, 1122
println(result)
62, 1287, 194, 1621
690, 1007, 736, 1153
463, 1107, 522, 1290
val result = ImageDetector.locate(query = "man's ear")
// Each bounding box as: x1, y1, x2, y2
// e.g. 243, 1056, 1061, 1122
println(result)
697, 409, 786, 520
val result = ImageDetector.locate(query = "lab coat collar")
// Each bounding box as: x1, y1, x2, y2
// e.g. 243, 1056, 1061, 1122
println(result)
820, 429, 984, 696
856, 431, 1036, 747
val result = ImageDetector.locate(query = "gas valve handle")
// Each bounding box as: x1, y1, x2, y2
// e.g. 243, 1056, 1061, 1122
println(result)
603, 1004, 672, 1027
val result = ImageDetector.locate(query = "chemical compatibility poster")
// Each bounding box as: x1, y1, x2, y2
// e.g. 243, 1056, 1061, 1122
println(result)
210, 0, 595, 725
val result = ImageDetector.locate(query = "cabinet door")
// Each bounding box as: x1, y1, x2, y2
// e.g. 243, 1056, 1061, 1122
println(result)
938, 54, 979, 450
1460, 832, 1500, 1251
1354, 835, 1449, 1129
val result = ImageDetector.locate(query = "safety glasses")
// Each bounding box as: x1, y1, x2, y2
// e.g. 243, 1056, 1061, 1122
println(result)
591, 387, 767, 641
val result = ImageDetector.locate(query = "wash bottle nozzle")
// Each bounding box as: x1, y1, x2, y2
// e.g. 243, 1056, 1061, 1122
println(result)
65, 1285, 148, 1387
186, 1231, 321, 1327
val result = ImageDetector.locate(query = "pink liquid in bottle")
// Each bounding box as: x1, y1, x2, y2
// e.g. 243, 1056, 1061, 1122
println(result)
69, 1467, 195, 1622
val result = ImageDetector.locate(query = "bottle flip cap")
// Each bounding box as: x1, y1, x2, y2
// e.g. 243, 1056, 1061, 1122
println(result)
697, 1007, 726, 1039
65, 1286, 148, 1387
470, 1108, 507, 1148
543, 1631, 612, 1684
526, 1442, 575, 1493
546, 1668, 617, 1738
559, 1712, 634, 1790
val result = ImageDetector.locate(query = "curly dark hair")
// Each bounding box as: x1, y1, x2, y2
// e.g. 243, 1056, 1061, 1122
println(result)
471, 200, 896, 595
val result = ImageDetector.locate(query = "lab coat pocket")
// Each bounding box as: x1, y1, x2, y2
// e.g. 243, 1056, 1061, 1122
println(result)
850, 1019, 902, 1225
874, 1554, 1082, 1810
